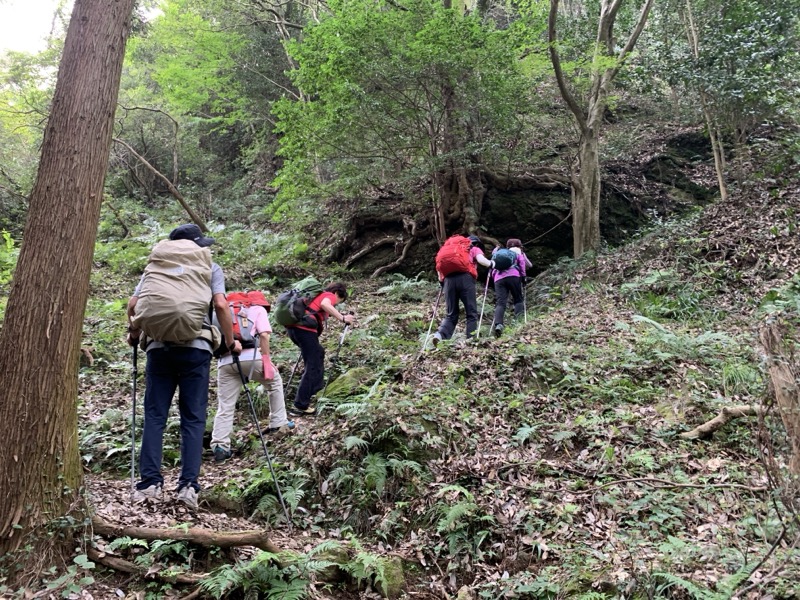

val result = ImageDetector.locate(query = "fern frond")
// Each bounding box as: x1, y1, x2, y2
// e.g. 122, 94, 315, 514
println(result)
363, 453, 388, 495
437, 501, 478, 532
336, 402, 370, 417
344, 435, 370, 451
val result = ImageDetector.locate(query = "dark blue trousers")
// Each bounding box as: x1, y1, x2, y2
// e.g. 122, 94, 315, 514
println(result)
287, 327, 325, 409
138, 347, 210, 492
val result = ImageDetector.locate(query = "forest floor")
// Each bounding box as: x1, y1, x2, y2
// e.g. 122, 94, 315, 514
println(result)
71, 135, 800, 599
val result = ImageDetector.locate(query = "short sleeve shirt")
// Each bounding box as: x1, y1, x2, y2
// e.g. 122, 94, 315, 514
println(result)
218, 304, 271, 366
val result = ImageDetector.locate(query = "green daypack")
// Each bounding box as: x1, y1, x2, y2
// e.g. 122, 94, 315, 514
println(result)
131, 239, 213, 344
272, 276, 325, 327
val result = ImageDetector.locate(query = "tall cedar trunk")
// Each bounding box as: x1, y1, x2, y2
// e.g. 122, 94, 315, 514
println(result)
0, 0, 136, 558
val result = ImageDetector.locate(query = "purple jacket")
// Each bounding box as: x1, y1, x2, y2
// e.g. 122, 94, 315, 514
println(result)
492, 249, 532, 282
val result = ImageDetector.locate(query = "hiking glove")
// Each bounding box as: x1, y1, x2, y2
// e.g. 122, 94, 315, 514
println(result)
262, 356, 275, 380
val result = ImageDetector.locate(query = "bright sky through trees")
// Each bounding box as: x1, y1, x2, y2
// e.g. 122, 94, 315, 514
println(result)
0, 0, 70, 53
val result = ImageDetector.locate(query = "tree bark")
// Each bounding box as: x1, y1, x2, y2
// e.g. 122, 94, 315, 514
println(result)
0, 0, 136, 562
759, 323, 800, 475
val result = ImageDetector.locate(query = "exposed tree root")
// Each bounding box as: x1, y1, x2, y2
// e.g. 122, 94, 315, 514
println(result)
372, 236, 416, 278
91, 515, 281, 553
344, 235, 399, 268
680, 405, 765, 440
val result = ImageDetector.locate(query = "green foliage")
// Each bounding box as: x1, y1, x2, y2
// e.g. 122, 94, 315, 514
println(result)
0, 230, 18, 318
376, 273, 432, 302
648, 0, 800, 136
200, 551, 311, 599
273, 0, 530, 206
655, 566, 753, 600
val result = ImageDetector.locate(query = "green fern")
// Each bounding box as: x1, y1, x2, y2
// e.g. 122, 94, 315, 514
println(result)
437, 500, 478, 532
625, 449, 657, 471
264, 579, 308, 599
363, 453, 388, 495
336, 401, 371, 418
106, 536, 149, 551
514, 424, 539, 444
386, 456, 423, 477
344, 435, 370, 451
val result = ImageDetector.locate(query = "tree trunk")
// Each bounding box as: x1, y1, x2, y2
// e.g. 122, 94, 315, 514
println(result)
759, 323, 800, 475
548, 0, 654, 258
0, 0, 136, 563
573, 129, 602, 257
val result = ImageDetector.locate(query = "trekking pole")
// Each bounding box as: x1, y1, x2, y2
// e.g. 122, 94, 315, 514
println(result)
523, 282, 528, 324
130, 344, 138, 499
476, 270, 492, 339
233, 354, 293, 529
421, 286, 444, 352
285, 352, 302, 392
322, 323, 351, 395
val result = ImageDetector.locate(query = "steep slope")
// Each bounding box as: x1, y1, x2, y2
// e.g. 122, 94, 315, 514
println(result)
74, 134, 800, 599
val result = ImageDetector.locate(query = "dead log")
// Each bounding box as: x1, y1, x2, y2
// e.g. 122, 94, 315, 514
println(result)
680, 404, 765, 439
759, 323, 800, 474
91, 515, 281, 553
87, 546, 205, 584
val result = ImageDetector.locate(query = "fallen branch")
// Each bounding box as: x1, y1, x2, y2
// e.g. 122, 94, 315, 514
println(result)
91, 516, 281, 553
112, 137, 208, 232
87, 546, 205, 585
680, 404, 765, 440
572, 476, 767, 494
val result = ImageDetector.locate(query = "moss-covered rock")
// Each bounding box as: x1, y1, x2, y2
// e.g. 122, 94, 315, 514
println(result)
376, 556, 405, 599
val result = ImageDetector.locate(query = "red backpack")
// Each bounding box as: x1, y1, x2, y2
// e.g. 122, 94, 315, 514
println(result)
220, 291, 270, 348
435, 235, 477, 279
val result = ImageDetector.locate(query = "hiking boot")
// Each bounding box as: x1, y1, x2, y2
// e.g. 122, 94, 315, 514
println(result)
432, 333, 442, 347
289, 405, 317, 417
177, 486, 199, 510
493, 324, 504, 338
213, 445, 233, 463
133, 483, 163, 501
267, 420, 296, 436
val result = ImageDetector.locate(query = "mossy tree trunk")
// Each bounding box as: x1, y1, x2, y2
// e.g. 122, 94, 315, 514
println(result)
548, 0, 654, 258
0, 0, 136, 562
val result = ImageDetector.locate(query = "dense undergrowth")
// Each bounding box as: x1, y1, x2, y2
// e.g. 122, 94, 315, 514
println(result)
4, 133, 796, 597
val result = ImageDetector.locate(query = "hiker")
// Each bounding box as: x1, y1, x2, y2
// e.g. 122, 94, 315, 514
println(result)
211, 296, 295, 463
491, 238, 533, 337
126, 223, 241, 510
432, 234, 493, 345
285, 282, 355, 416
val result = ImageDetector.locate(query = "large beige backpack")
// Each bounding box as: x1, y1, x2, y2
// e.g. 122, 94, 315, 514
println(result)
131, 239, 213, 344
